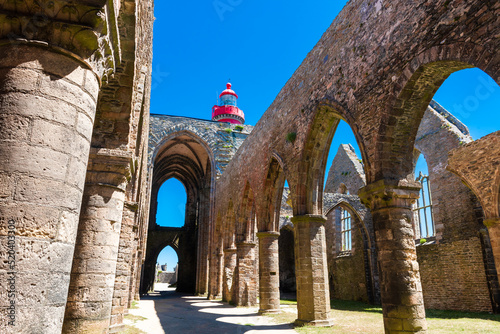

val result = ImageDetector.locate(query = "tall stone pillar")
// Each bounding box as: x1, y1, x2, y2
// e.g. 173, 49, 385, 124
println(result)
110, 202, 138, 328
208, 248, 224, 299
63, 149, 131, 333
257, 232, 281, 313
235, 242, 257, 306
359, 180, 427, 334
196, 193, 210, 296
291, 215, 333, 327
485, 218, 500, 278
0, 44, 99, 333
216, 249, 224, 298
222, 246, 237, 303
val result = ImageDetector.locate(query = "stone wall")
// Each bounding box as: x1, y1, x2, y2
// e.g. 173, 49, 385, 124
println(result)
417, 239, 492, 312
447, 131, 500, 312
325, 207, 369, 302
149, 115, 253, 179
324, 144, 366, 194
413, 103, 494, 312
158, 272, 177, 284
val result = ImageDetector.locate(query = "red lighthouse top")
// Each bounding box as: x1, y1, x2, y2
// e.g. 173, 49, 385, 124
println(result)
212, 82, 245, 124
219, 83, 238, 98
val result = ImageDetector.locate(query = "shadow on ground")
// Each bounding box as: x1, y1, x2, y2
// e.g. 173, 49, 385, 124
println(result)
144, 288, 295, 333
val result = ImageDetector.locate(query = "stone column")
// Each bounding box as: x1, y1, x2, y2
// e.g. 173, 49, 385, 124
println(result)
208, 248, 224, 299
216, 249, 224, 298
291, 215, 333, 327
484, 218, 500, 278
62, 149, 131, 333
257, 231, 281, 313
222, 247, 237, 304
0, 44, 99, 333
110, 202, 138, 328
359, 180, 427, 334
235, 242, 257, 306
196, 195, 210, 296
291, 215, 333, 326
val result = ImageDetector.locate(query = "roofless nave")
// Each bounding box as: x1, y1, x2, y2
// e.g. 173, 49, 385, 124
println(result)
0, 1, 498, 333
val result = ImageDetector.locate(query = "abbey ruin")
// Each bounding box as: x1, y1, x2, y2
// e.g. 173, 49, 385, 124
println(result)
0, 0, 498, 333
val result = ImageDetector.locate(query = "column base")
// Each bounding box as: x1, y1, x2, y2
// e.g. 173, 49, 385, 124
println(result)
258, 308, 281, 314
294, 318, 334, 327
208, 294, 222, 300
109, 324, 127, 333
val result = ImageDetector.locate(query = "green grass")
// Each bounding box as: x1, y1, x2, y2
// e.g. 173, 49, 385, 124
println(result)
280, 299, 298, 305
130, 300, 139, 309
124, 314, 147, 323
120, 325, 147, 334
267, 299, 500, 334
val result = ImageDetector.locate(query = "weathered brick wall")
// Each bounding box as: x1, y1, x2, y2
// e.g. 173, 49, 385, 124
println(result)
448, 131, 500, 220
417, 239, 491, 312
447, 131, 500, 311
325, 207, 369, 302
413, 103, 493, 312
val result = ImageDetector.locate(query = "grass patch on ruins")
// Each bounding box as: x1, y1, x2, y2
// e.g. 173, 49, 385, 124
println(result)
280, 299, 298, 305
130, 300, 139, 309
120, 325, 147, 334
267, 299, 500, 334
124, 314, 147, 323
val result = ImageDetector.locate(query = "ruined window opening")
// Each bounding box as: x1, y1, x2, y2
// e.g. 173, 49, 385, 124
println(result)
156, 245, 179, 285
341, 208, 352, 251
156, 178, 187, 227
339, 183, 348, 194
414, 172, 435, 238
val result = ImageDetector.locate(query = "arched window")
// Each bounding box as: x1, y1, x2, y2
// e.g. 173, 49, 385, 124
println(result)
413, 155, 434, 239
338, 183, 348, 194
156, 178, 186, 227
414, 171, 434, 238
340, 208, 352, 251
156, 246, 179, 286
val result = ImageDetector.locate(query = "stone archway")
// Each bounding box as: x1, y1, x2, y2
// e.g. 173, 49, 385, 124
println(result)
143, 131, 215, 294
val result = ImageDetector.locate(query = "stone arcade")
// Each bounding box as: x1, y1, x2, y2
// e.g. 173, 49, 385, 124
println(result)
0, 1, 498, 333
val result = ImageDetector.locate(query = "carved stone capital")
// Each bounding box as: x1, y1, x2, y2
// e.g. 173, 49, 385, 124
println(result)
223, 247, 237, 253
291, 214, 326, 225
358, 179, 421, 211
236, 241, 257, 248
124, 201, 139, 212
0, 0, 121, 82
256, 231, 280, 239
86, 147, 132, 190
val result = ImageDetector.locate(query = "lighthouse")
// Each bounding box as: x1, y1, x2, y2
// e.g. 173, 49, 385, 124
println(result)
212, 82, 245, 124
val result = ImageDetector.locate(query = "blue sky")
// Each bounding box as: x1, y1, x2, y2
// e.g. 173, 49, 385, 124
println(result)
153, 1, 499, 271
